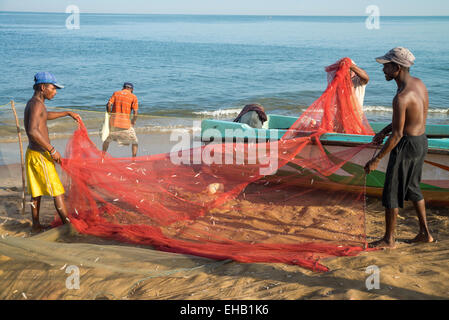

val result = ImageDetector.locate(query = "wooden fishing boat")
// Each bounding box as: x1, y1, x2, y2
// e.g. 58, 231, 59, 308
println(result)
201, 115, 449, 204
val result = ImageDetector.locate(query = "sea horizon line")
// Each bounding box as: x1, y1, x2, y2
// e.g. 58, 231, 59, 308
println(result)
1, 11, 449, 18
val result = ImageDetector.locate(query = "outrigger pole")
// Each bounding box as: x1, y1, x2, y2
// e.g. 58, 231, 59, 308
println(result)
10, 100, 26, 215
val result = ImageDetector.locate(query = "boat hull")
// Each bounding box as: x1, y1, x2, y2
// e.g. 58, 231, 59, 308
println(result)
201, 115, 449, 204
276, 142, 449, 205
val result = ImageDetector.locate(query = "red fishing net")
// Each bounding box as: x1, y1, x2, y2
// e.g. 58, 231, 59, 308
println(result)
58, 58, 375, 272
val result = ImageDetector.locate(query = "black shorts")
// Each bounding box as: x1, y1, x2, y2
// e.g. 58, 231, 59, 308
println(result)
382, 134, 428, 209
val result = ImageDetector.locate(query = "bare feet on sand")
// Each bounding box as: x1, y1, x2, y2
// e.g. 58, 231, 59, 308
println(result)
405, 233, 434, 244
64, 223, 79, 236
30, 224, 51, 234
369, 238, 396, 249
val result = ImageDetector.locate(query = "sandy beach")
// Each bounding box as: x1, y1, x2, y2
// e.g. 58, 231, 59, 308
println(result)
1, 133, 448, 301
2, 6, 449, 306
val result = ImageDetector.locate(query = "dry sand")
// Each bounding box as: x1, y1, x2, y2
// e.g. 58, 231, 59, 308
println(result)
1, 146, 449, 300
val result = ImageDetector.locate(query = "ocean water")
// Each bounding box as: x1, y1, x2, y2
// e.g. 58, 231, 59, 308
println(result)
0, 12, 448, 140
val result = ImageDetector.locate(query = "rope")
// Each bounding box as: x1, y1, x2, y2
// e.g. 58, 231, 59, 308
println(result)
363, 173, 367, 249
10, 101, 180, 119
363, 143, 381, 249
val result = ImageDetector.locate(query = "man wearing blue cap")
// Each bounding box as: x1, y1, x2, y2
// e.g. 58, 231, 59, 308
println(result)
102, 82, 139, 157
24, 72, 81, 233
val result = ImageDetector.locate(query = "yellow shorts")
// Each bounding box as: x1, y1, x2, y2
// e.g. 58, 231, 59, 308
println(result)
25, 148, 65, 198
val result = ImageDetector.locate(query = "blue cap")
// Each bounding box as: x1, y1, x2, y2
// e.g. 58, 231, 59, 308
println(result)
34, 72, 64, 89
123, 82, 134, 89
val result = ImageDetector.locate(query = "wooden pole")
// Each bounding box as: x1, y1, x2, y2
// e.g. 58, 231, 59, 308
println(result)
10, 100, 26, 215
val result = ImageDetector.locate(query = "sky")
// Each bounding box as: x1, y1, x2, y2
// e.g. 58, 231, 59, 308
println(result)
1, 0, 449, 16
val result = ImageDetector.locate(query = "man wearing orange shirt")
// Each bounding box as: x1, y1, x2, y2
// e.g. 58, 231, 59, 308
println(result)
102, 82, 139, 157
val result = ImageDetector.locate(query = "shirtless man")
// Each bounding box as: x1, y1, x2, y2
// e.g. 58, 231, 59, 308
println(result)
24, 72, 81, 233
364, 47, 433, 248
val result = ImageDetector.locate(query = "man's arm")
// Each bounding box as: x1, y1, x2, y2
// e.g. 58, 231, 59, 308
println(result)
365, 96, 406, 173
37, 109, 80, 163
47, 111, 81, 122
106, 93, 115, 113
131, 109, 138, 126
350, 64, 370, 85
106, 101, 113, 113
372, 123, 393, 145
131, 97, 138, 126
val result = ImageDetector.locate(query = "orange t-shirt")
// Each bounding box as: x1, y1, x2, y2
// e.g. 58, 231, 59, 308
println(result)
108, 89, 138, 129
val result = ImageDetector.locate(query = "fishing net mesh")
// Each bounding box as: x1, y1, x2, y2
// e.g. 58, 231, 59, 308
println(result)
57, 58, 375, 272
